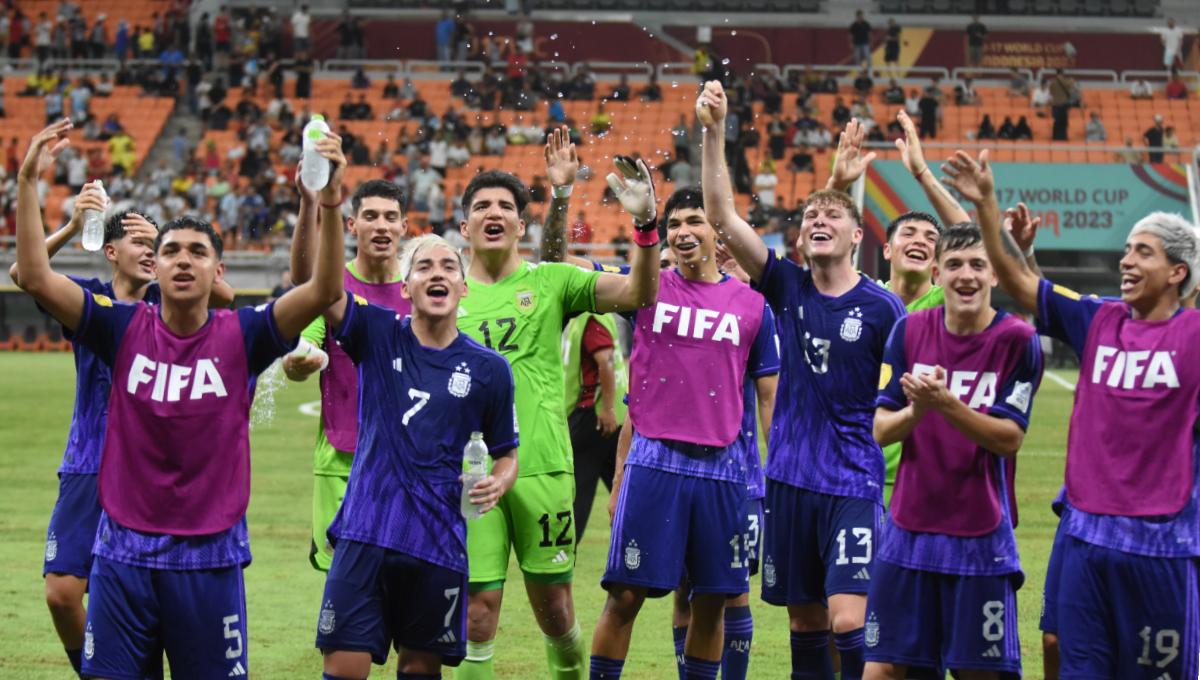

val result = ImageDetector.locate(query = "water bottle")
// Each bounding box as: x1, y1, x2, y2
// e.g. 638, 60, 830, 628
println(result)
81, 181, 108, 252
289, 338, 329, 371
300, 114, 332, 191
461, 432, 489, 520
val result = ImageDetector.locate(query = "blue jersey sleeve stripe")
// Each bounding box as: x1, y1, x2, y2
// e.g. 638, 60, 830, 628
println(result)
876, 395, 904, 410
1036, 279, 1053, 331
751, 364, 781, 378
330, 295, 357, 344
988, 404, 1031, 430
489, 439, 520, 456
261, 301, 298, 355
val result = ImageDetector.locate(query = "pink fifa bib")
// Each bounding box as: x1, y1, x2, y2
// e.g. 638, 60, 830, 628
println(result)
1067, 305, 1200, 516
99, 307, 253, 535
628, 271, 765, 447
321, 269, 410, 452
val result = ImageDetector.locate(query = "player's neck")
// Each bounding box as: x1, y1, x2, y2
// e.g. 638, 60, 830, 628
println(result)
159, 299, 210, 336
887, 271, 931, 306
410, 313, 459, 349
944, 305, 996, 335
1130, 295, 1181, 322
467, 247, 522, 284
678, 260, 722, 283
809, 258, 860, 297
110, 272, 153, 302
352, 253, 400, 284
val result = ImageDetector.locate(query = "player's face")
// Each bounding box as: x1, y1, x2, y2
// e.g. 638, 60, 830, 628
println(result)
107, 232, 157, 285
1119, 231, 1188, 308
348, 196, 406, 261
883, 219, 939, 279
666, 207, 715, 269
155, 228, 224, 304
800, 200, 862, 262
935, 243, 996, 317
461, 187, 525, 255
402, 244, 467, 319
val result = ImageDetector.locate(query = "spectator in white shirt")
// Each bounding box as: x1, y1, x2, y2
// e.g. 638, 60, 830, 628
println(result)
291, 5, 311, 53
1160, 18, 1189, 69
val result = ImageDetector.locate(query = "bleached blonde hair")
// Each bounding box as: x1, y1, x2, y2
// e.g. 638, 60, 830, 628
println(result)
399, 234, 467, 281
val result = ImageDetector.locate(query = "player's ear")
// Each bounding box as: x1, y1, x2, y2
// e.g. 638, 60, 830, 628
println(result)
931, 261, 941, 285
103, 242, 118, 265
881, 241, 893, 261
401, 280, 412, 300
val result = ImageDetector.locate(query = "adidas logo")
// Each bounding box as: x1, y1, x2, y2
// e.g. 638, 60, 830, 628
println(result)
438, 631, 458, 644
228, 661, 247, 676
981, 644, 1001, 659
1152, 673, 1172, 680
851, 567, 870, 581
551, 550, 570, 564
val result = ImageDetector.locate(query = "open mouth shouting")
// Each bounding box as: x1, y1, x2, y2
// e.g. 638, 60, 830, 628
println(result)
482, 222, 506, 241
1120, 272, 1140, 295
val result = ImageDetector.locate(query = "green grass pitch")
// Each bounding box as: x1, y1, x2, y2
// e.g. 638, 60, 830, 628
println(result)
0, 352, 1074, 678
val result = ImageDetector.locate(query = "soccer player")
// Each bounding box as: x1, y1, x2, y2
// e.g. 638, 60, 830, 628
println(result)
314, 235, 519, 680
454, 156, 660, 680
562, 309, 627, 544
589, 187, 778, 680
943, 148, 1200, 680
284, 177, 411, 572
867, 222, 1044, 679
14, 118, 347, 679
10, 183, 233, 676
699, 80, 907, 680
665, 241, 779, 680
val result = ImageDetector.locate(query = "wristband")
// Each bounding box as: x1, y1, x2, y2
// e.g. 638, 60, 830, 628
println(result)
914, 166, 929, 180
1022, 244, 1035, 258
552, 184, 573, 199
632, 218, 659, 248
320, 200, 343, 210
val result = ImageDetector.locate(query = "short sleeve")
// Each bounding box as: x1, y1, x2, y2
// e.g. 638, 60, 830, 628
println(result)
51, 276, 105, 341
483, 357, 520, 456
988, 332, 1045, 430
594, 262, 630, 275
73, 290, 140, 366
553, 263, 601, 314
752, 250, 803, 310
328, 294, 372, 364
581, 318, 614, 356
875, 317, 908, 410
238, 302, 300, 376
748, 303, 781, 378
1035, 279, 1103, 358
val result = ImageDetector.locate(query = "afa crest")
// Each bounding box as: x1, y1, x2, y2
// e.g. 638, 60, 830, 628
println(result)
45, 532, 58, 561
864, 612, 880, 648
84, 624, 95, 659
515, 290, 537, 314
448, 362, 472, 398
318, 601, 336, 635
762, 556, 776, 587
840, 307, 864, 342
624, 540, 641, 570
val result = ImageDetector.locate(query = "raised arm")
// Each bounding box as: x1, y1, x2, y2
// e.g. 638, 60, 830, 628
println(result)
14, 120, 85, 330
288, 161, 321, 285
538, 126, 577, 263
942, 149, 1040, 314
894, 110, 970, 226
274, 132, 348, 340
1004, 201, 1044, 278
9, 180, 103, 286
698, 80, 769, 281
593, 156, 660, 311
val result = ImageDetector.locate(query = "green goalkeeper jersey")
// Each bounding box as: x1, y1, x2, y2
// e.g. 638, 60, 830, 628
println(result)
458, 261, 601, 477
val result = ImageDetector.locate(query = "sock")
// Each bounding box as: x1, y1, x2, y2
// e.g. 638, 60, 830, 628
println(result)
65, 648, 82, 676
454, 640, 494, 680
589, 655, 624, 679
790, 630, 834, 680
683, 655, 720, 680
323, 674, 358, 680
543, 621, 586, 679
672, 625, 688, 680
721, 606, 753, 680
396, 674, 441, 680
833, 629, 865, 680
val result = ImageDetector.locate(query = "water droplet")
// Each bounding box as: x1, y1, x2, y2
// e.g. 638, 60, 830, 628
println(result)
549, 33, 559, 40
731, 30, 737, 36
709, 390, 717, 397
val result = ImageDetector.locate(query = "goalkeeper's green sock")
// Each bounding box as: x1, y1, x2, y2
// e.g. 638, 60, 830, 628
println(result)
455, 639, 495, 680
544, 621, 587, 679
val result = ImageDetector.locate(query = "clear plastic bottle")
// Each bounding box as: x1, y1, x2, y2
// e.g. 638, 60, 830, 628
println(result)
300, 114, 332, 191
81, 180, 108, 252
461, 432, 489, 520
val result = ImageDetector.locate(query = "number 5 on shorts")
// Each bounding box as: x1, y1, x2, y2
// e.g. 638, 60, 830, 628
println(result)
222, 614, 243, 659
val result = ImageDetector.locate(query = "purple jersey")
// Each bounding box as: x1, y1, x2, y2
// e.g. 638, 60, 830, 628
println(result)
626, 273, 775, 483
1038, 279, 1200, 557
321, 268, 411, 452
876, 308, 1042, 575
328, 297, 519, 575
753, 255, 906, 503
740, 305, 780, 500
73, 292, 294, 568
53, 277, 160, 474
628, 270, 766, 448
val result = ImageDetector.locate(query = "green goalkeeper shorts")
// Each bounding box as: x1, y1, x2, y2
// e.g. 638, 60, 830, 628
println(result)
466, 471, 577, 585
310, 473, 348, 572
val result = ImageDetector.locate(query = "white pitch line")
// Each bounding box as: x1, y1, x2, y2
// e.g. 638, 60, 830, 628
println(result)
1044, 372, 1076, 392
299, 400, 321, 417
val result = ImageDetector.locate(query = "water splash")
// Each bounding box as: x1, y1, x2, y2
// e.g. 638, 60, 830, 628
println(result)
251, 359, 287, 429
